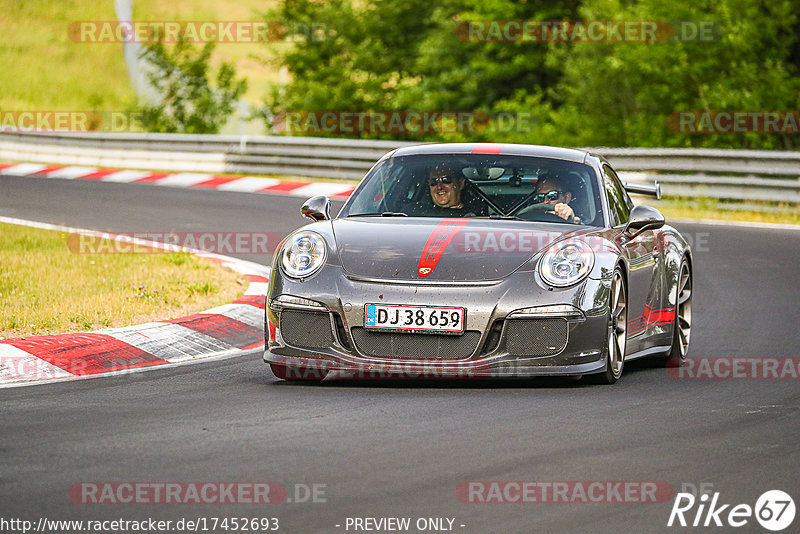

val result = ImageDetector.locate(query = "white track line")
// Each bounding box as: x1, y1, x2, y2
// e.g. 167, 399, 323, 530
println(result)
244, 282, 269, 296
4, 163, 49, 175
101, 170, 154, 183
103, 322, 237, 364
217, 177, 281, 192
202, 304, 264, 325
45, 166, 98, 179
286, 182, 355, 197
154, 173, 215, 187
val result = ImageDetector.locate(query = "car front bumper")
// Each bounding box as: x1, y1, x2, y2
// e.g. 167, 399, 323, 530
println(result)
264, 273, 612, 379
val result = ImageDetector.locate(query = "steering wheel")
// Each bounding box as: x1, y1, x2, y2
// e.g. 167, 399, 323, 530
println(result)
517, 202, 577, 223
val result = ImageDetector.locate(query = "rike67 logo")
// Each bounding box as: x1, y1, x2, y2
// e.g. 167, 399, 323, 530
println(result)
668, 486, 795, 531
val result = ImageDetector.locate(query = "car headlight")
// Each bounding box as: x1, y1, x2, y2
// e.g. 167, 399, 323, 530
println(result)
280, 231, 327, 279
539, 240, 594, 287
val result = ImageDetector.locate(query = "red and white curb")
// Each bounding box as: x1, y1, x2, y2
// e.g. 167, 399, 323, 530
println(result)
0, 162, 357, 199
0, 217, 270, 388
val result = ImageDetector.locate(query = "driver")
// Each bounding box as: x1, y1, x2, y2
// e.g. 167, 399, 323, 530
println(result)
428, 165, 466, 209
533, 173, 581, 224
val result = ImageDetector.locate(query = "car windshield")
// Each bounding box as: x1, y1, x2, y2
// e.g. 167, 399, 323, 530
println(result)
339, 154, 604, 226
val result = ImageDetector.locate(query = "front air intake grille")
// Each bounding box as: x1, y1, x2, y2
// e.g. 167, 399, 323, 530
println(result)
332, 313, 352, 350
350, 328, 481, 360
480, 320, 504, 356
280, 310, 334, 349
505, 318, 568, 356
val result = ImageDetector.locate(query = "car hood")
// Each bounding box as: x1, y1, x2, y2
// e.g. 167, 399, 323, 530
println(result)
332, 217, 585, 282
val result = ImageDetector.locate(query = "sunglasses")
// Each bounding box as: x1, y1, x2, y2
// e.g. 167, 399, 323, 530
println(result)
533, 190, 565, 203
428, 176, 455, 186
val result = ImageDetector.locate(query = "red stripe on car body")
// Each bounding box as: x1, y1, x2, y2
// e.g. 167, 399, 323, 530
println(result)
628, 305, 675, 335
417, 218, 472, 278
471, 143, 505, 154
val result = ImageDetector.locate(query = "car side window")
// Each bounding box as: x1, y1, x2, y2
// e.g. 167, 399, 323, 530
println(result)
603, 165, 632, 226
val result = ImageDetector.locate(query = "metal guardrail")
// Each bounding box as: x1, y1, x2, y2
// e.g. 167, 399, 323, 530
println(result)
1, 131, 798, 204
0, 131, 411, 179
590, 147, 800, 177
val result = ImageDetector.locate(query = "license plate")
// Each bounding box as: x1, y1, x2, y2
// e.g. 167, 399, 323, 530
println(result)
364, 304, 465, 334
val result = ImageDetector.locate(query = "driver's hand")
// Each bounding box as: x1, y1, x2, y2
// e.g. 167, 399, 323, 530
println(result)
551, 202, 575, 221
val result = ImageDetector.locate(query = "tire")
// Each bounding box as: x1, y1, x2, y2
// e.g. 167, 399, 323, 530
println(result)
664, 260, 692, 367
588, 267, 627, 384
270, 363, 324, 382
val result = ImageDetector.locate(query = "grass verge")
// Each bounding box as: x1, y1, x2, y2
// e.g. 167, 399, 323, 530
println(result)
0, 223, 247, 339
0, 0, 279, 114
0, 1, 132, 112
652, 198, 800, 226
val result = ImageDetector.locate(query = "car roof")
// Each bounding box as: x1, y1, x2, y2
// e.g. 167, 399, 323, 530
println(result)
388, 143, 590, 163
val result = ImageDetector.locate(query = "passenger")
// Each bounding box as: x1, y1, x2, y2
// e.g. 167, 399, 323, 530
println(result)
428, 165, 466, 209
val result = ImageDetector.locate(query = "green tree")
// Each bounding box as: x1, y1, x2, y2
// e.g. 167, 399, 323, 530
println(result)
134, 39, 247, 134
536, 0, 800, 149
264, 0, 580, 141
263, 0, 438, 125
264, 0, 800, 149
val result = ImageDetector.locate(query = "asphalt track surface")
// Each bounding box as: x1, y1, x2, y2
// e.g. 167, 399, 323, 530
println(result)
1, 175, 799, 533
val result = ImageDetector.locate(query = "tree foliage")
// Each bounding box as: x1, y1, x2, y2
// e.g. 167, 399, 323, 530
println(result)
265, 0, 800, 148
134, 39, 247, 134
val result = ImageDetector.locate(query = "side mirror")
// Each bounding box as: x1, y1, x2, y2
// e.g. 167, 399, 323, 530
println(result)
623, 205, 665, 236
301, 195, 330, 222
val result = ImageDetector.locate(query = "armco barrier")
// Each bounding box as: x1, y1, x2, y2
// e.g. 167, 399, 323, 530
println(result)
1, 132, 798, 203
0, 132, 406, 179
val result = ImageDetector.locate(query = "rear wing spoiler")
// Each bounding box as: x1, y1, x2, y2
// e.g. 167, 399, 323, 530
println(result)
623, 180, 662, 199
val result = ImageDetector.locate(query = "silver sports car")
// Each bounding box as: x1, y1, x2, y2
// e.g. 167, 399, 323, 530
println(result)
264, 143, 692, 384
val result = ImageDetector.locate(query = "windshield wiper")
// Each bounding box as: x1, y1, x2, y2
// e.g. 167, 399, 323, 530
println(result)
347, 212, 408, 217
473, 214, 524, 220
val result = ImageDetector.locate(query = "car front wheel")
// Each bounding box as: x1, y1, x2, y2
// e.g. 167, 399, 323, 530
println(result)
589, 267, 627, 385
